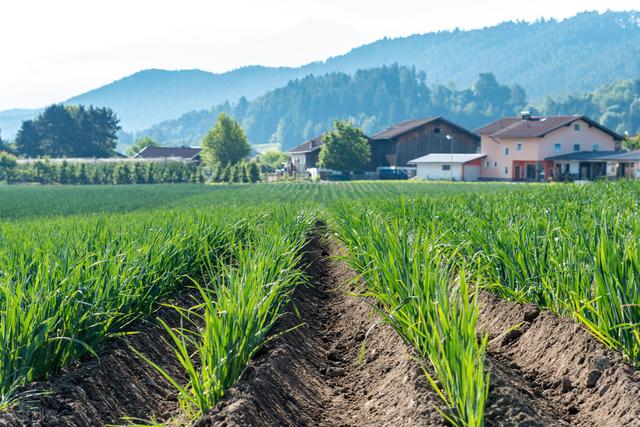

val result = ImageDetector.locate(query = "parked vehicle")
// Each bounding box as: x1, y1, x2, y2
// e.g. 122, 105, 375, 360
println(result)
326, 173, 351, 181
378, 168, 408, 180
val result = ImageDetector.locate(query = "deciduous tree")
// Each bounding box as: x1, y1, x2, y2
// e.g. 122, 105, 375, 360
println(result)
201, 113, 250, 166
318, 121, 371, 173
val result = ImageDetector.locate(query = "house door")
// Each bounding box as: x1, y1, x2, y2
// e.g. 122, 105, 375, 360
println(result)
525, 164, 536, 181
579, 162, 590, 180
514, 165, 521, 181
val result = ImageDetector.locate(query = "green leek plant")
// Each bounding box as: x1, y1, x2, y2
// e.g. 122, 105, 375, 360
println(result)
333, 205, 489, 426
137, 209, 314, 419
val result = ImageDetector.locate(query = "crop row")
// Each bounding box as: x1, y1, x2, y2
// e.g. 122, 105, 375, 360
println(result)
332, 180, 640, 425
0, 204, 315, 415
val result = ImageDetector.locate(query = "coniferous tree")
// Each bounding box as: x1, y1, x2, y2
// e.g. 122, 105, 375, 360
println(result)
76, 163, 89, 184
133, 162, 146, 184
146, 163, 156, 184
221, 164, 232, 183
213, 163, 223, 182
248, 162, 260, 183
231, 164, 242, 183
241, 163, 249, 183
0, 152, 17, 183
58, 161, 71, 184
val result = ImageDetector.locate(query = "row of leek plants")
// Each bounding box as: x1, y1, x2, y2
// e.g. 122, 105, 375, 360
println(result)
0, 209, 252, 405
332, 203, 489, 427
370, 181, 640, 367
139, 208, 316, 420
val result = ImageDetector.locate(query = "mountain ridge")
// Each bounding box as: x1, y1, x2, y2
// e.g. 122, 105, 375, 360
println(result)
1, 10, 639, 138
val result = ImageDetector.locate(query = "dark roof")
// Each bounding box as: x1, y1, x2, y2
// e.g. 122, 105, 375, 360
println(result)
545, 150, 640, 162
476, 115, 624, 140
408, 153, 487, 164
290, 135, 325, 154
134, 146, 202, 159
603, 150, 640, 161
370, 116, 480, 141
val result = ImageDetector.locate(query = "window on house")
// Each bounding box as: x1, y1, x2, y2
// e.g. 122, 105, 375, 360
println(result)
442, 164, 451, 171
504, 166, 509, 175
516, 143, 523, 152
493, 161, 498, 168
434, 128, 441, 134
592, 143, 600, 151
504, 147, 509, 156
574, 123, 581, 131
485, 161, 489, 168
573, 143, 581, 152
554, 143, 562, 153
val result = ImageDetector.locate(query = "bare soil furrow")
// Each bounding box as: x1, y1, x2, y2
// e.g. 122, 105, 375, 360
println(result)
479, 291, 640, 427
0, 292, 199, 426
197, 235, 444, 426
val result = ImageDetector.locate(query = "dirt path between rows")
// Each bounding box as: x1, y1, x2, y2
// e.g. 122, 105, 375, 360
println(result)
196, 235, 445, 426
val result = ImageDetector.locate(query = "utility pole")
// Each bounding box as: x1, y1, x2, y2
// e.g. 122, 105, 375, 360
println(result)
446, 134, 453, 181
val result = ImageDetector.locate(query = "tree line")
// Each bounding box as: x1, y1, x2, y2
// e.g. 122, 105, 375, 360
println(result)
539, 79, 640, 138
0, 159, 206, 185
0, 113, 264, 185
6, 104, 121, 158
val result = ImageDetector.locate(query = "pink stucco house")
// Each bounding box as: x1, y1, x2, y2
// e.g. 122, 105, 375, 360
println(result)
475, 114, 626, 181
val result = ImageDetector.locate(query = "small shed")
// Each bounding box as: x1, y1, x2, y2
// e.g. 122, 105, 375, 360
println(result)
408, 153, 487, 181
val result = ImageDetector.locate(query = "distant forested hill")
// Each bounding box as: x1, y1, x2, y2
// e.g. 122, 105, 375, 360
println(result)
540, 79, 640, 136
132, 65, 529, 150
133, 66, 640, 151
1, 10, 639, 136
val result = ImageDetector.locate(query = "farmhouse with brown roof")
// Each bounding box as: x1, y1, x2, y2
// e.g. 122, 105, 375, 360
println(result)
290, 135, 325, 171
476, 113, 627, 181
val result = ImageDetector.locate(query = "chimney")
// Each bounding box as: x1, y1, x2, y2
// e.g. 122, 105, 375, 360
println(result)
520, 110, 532, 120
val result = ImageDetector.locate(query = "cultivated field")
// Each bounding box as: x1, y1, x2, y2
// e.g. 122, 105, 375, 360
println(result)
0, 181, 638, 426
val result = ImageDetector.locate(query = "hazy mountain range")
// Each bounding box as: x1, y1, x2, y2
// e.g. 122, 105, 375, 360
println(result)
1, 10, 639, 142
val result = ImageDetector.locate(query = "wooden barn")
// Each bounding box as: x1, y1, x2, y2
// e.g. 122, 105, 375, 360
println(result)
368, 117, 480, 171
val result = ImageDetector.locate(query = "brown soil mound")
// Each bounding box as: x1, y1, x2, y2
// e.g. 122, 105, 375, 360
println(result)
0, 292, 198, 426
479, 291, 640, 426
196, 236, 444, 426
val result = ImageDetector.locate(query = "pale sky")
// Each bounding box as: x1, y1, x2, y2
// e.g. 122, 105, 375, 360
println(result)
0, 0, 637, 110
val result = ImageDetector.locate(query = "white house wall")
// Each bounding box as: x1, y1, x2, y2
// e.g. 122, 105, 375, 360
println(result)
416, 163, 463, 180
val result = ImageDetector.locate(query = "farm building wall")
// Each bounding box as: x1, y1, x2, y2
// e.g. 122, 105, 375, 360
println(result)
293, 150, 321, 171
307, 150, 320, 168
415, 158, 483, 181
415, 163, 463, 180
369, 119, 479, 171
